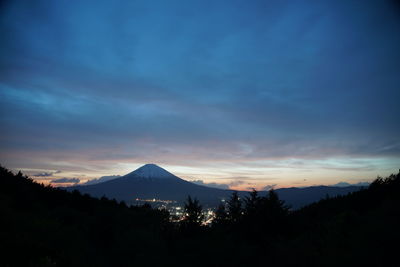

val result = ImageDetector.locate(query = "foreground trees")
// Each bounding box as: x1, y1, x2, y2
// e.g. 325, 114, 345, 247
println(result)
212, 188, 289, 231
0, 165, 170, 267
1, 165, 399, 266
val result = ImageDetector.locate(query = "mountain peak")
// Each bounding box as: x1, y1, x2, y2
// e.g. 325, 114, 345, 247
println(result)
130, 164, 177, 179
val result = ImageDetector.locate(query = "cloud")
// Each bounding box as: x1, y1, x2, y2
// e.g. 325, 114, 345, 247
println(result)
83, 175, 121, 185
190, 180, 230, 190
263, 184, 277, 191
0, 0, 399, 186
245, 187, 257, 191
189, 179, 249, 190
228, 180, 246, 187
51, 177, 80, 184
32, 170, 61, 177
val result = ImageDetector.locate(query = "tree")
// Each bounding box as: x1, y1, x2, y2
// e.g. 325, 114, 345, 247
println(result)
266, 189, 289, 216
258, 189, 289, 233
213, 203, 228, 226
244, 189, 260, 216
181, 196, 204, 228
227, 191, 242, 223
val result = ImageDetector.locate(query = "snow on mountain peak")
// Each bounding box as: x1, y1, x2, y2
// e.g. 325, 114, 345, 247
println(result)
131, 164, 176, 179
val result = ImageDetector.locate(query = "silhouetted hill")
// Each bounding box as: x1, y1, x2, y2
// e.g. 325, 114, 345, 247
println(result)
0, 165, 170, 266
279, 171, 400, 266
275, 185, 364, 209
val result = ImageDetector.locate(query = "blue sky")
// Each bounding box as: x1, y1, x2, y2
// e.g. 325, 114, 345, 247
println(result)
1, 0, 399, 189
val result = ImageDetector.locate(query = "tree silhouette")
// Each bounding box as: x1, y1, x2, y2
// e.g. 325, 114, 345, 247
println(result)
244, 189, 260, 217
181, 195, 204, 228
257, 189, 289, 234
227, 191, 242, 223
213, 202, 228, 226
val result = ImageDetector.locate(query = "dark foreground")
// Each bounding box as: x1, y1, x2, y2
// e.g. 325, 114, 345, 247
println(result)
1, 166, 399, 267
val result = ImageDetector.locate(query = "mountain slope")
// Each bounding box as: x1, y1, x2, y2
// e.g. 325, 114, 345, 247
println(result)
275, 185, 365, 209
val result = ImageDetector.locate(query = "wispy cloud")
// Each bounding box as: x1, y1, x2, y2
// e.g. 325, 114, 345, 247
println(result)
32, 170, 61, 177
190, 180, 230, 190
262, 184, 278, 191
51, 178, 80, 184
83, 175, 120, 185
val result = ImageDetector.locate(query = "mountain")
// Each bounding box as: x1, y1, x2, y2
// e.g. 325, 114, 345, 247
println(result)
68, 164, 365, 208
331, 181, 370, 187
275, 185, 364, 209
68, 164, 234, 206
129, 164, 177, 179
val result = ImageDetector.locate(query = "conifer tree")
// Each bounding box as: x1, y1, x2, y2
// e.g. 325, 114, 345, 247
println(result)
227, 191, 242, 223
182, 195, 204, 227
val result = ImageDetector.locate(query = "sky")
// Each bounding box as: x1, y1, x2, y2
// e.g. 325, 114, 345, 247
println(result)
1, 0, 400, 190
